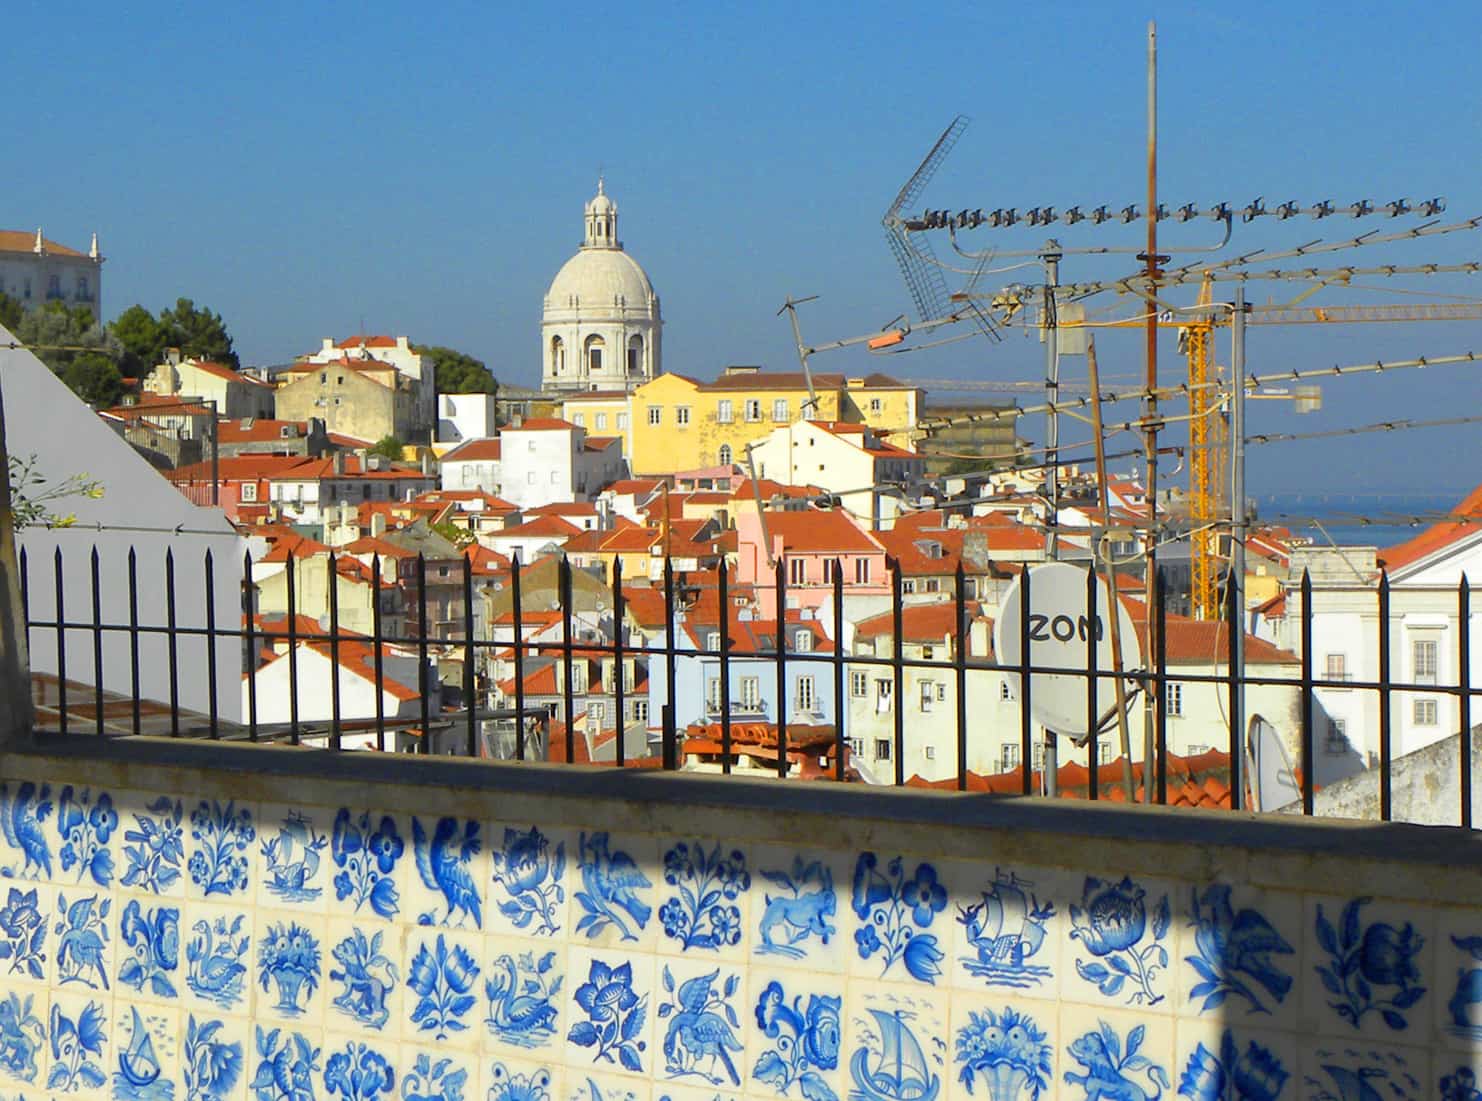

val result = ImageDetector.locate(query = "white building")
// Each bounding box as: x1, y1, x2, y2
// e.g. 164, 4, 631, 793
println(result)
143, 352, 276, 419
750, 419, 925, 529
247, 637, 423, 749
497, 419, 625, 511
541, 180, 661, 394
439, 438, 502, 494
0, 228, 104, 319
437, 393, 498, 444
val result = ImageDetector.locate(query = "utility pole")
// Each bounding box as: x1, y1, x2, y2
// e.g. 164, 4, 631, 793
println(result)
1139, 20, 1161, 802
1042, 242, 1062, 556
1229, 286, 1249, 800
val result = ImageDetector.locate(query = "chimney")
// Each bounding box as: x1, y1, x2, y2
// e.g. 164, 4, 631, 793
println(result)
165, 348, 182, 367
321, 338, 335, 355
421, 450, 433, 475
338, 500, 351, 527
371, 514, 386, 538
332, 452, 345, 476
397, 336, 410, 352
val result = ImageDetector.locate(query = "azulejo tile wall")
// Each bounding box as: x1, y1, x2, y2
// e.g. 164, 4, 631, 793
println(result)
0, 770, 1477, 1101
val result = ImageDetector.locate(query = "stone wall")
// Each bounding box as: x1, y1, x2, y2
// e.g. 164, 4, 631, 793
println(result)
0, 735, 1478, 1101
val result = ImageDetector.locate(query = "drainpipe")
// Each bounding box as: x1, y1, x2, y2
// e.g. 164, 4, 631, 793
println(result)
0, 381, 34, 745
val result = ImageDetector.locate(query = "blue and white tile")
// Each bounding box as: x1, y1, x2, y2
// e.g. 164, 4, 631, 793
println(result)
1173, 882, 1301, 1030
184, 798, 258, 903
1058, 873, 1177, 1014
944, 989, 1057, 1101
563, 946, 656, 1080
115, 896, 185, 1006
1173, 1018, 1297, 1101
1431, 904, 1482, 1057
1057, 1004, 1174, 1101
111, 1002, 180, 1101
0, 878, 54, 989
324, 918, 405, 1038
180, 1010, 251, 1101
567, 831, 659, 952
561, 1069, 647, 1101
744, 965, 845, 1101
255, 804, 333, 914
1301, 894, 1435, 1043
481, 934, 565, 1057
115, 792, 188, 899
54, 783, 120, 892
247, 1024, 325, 1101
655, 838, 751, 963
482, 1053, 562, 1101
401, 928, 484, 1050
841, 986, 949, 1101
0, 778, 58, 882
321, 1032, 397, 1101
52, 885, 114, 993
1296, 1039, 1428, 1101
656, 1081, 740, 1101
181, 901, 254, 1018
405, 814, 486, 932
327, 808, 410, 926
1436, 1060, 1482, 1101
653, 957, 748, 1095
0, 986, 49, 1095
847, 850, 955, 989
749, 844, 848, 975
396, 1045, 480, 1101
255, 911, 327, 1027
945, 860, 1068, 1004
487, 822, 573, 940
46, 988, 112, 1101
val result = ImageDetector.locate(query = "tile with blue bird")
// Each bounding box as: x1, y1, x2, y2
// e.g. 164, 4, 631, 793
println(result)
653, 956, 748, 1094
479, 1051, 561, 1101
560, 1068, 650, 1101
328, 807, 410, 926
841, 985, 948, 1101
568, 831, 659, 952
487, 822, 573, 941
181, 901, 255, 1019
254, 804, 333, 915
52, 885, 114, 994
745, 964, 845, 1101
1058, 873, 1177, 1014
0, 778, 56, 884
1295, 1038, 1429, 1101
1056, 1003, 1174, 1101
1172, 1018, 1297, 1101
184, 798, 259, 904
254, 911, 327, 1028
1426, 906, 1482, 1057
1301, 894, 1435, 1044
480, 933, 566, 1058
112, 1002, 180, 1101
655, 838, 752, 963
943, 989, 1057, 1101
45, 987, 112, 1101
1172, 883, 1300, 1030
749, 844, 848, 976
405, 813, 486, 932
0, 879, 55, 990
847, 850, 954, 989
115, 791, 188, 899
562, 945, 656, 1081
180, 1010, 252, 1101
944, 859, 1068, 1005
324, 918, 405, 1038
401, 927, 484, 1051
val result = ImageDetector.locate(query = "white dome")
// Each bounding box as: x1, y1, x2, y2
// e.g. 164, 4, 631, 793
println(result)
545, 247, 656, 311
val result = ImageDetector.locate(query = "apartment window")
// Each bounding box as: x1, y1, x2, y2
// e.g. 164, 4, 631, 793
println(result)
632, 699, 649, 722
336, 375, 344, 385
1325, 653, 1350, 684
1414, 638, 1439, 684
1000, 744, 1021, 772
240, 483, 258, 503
589, 702, 605, 723
595, 413, 607, 430
920, 681, 934, 712
716, 399, 733, 423
706, 676, 722, 713
648, 406, 662, 426
823, 559, 836, 583
1187, 744, 1211, 756
744, 399, 762, 422
572, 413, 585, 427
676, 406, 692, 427
1167, 682, 1184, 717
1325, 718, 1348, 755
617, 413, 629, 430
851, 671, 868, 698
550, 470, 560, 484
902, 579, 917, 594
876, 679, 893, 707
870, 398, 882, 414
921, 645, 934, 661
1000, 680, 1012, 701
717, 444, 732, 466
789, 558, 806, 585
527, 472, 536, 485
772, 399, 789, 422
924, 746, 936, 760
795, 630, 812, 653
854, 558, 871, 584
741, 676, 760, 710
796, 675, 816, 713
875, 739, 892, 761
319, 372, 327, 384
528, 439, 536, 451
1414, 697, 1438, 726
706, 631, 721, 652
936, 684, 946, 702
76, 276, 90, 300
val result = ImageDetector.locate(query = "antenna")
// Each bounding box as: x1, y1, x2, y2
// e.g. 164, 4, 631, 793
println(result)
881, 116, 969, 326
777, 295, 821, 418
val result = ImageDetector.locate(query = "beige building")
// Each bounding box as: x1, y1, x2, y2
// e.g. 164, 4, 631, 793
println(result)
144, 352, 276, 419
0, 228, 104, 319
276, 357, 419, 443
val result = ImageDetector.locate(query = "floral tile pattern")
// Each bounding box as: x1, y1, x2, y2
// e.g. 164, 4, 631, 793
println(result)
8, 775, 1472, 1101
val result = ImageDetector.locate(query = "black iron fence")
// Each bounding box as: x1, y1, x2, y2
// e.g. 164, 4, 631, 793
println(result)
16, 543, 1481, 826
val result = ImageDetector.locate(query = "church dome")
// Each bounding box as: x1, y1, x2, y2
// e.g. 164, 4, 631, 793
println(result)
545, 247, 656, 311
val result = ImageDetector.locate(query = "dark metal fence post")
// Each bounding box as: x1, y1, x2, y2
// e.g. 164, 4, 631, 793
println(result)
1086, 567, 1099, 801
718, 560, 731, 775
204, 549, 218, 740
54, 547, 67, 734
890, 557, 904, 786
775, 555, 788, 780
1300, 569, 1314, 815
327, 553, 342, 750
1226, 579, 1241, 811
560, 555, 575, 765
243, 549, 257, 743
416, 553, 429, 755
90, 547, 103, 735
1377, 570, 1391, 820
463, 553, 477, 758
833, 557, 845, 782
165, 548, 179, 737
612, 556, 625, 769
1460, 576, 1472, 830
1019, 566, 1033, 795
955, 561, 968, 791
370, 554, 384, 752
286, 553, 299, 745
1154, 570, 1168, 804
511, 554, 525, 761
663, 557, 677, 770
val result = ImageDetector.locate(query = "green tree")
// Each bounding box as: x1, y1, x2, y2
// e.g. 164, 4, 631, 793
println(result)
414, 344, 497, 393
369, 435, 406, 461
109, 303, 166, 378
0, 291, 22, 333
157, 297, 239, 368
60, 353, 123, 407
16, 302, 123, 405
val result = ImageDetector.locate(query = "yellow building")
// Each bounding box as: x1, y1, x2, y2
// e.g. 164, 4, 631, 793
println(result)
560, 391, 633, 456
626, 368, 922, 476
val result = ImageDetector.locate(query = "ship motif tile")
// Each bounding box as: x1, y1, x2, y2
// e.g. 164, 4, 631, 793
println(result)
751, 845, 846, 974
563, 947, 655, 1079
1057, 1005, 1174, 1101
1302, 895, 1434, 1042
117, 898, 183, 1004
407, 816, 484, 931
488, 824, 569, 939
112, 1004, 179, 1101
182, 903, 253, 1017
186, 799, 257, 902
0, 879, 54, 988
255, 913, 326, 1026
248, 1025, 324, 1101
654, 959, 746, 1092
1176, 884, 1299, 1028
1063, 874, 1174, 1011
480, 936, 563, 1055
1297, 1040, 1427, 1101
117, 794, 187, 898
569, 832, 656, 951
46, 989, 111, 1101
397, 1047, 478, 1101
329, 810, 406, 924
256, 806, 331, 913
321, 1036, 396, 1101
0, 779, 56, 881
402, 929, 482, 1049
748, 967, 844, 1101
947, 862, 1063, 1002
481, 1055, 559, 1101
0, 989, 49, 1092
848, 852, 951, 987
944, 992, 1055, 1101
842, 987, 948, 1101
1431, 906, 1482, 1054
657, 840, 750, 960
325, 920, 403, 1036
52, 887, 112, 992
181, 1012, 251, 1101
1172, 1019, 1296, 1101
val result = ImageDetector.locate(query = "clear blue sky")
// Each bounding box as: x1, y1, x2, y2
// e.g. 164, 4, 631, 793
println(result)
10, 0, 1482, 498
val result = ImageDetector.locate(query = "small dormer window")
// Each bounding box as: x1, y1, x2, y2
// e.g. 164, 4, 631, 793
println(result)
706, 632, 720, 652
795, 630, 812, 653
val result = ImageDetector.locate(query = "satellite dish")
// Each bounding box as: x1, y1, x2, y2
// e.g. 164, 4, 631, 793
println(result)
994, 563, 1142, 740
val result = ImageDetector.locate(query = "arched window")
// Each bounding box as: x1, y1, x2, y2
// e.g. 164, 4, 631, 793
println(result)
550, 336, 565, 374
584, 334, 605, 374
718, 444, 732, 466
627, 334, 643, 374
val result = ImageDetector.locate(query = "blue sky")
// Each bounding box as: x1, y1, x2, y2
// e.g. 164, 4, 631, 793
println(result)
9, 0, 1482, 497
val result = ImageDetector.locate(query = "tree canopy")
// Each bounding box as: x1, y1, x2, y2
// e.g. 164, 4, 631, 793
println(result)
369, 435, 406, 461
60, 354, 123, 407
107, 297, 239, 377
0, 291, 22, 333
414, 344, 497, 393
14, 301, 124, 406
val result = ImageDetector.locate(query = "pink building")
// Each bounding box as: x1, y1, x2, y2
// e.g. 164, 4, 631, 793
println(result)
735, 508, 889, 618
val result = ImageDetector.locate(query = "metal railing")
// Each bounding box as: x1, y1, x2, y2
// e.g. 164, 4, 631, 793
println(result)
16, 543, 1482, 825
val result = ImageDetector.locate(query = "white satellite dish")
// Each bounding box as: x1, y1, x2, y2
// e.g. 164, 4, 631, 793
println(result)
994, 562, 1143, 740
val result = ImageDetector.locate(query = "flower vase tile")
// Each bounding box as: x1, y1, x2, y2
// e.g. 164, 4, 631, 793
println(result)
184, 799, 258, 903
483, 1053, 563, 1101
1431, 906, 1482, 1058
319, 1035, 398, 1101
115, 792, 189, 899
324, 918, 405, 1038
116, 896, 186, 1007
1055, 1004, 1174, 1101
1170, 1019, 1297, 1101
0, 879, 55, 989
1301, 894, 1435, 1043
180, 1010, 252, 1101
402, 928, 485, 1051
394, 1045, 481, 1101
562, 946, 657, 1082
52, 885, 114, 994
406, 815, 486, 932
847, 851, 954, 989
1295, 1039, 1429, 1101
481, 934, 566, 1058
840, 986, 949, 1101
749, 844, 849, 975
255, 912, 328, 1028
113, 1003, 181, 1101
488, 824, 574, 940
45, 988, 112, 1101
255, 805, 334, 915
653, 957, 749, 1097
329, 809, 410, 927
1172, 883, 1301, 1030
745, 966, 845, 1101
568, 831, 660, 953
655, 839, 752, 963
943, 860, 1069, 1005
54, 784, 120, 893
0, 988, 51, 1096
1059, 874, 1177, 1014
943, 992, 1057, 1101
181, 901, 255, 1018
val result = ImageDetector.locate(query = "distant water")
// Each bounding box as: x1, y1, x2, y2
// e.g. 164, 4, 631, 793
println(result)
1253, 492, 1467, 548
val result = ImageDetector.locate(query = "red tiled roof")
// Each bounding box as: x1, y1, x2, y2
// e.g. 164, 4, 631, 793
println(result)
493, 515, 582, 539
442, 438, 503, 463
336, 335, 399, 349
584, 436, 621, 451
1378, 484, 1482, 572
908, 748, 1236, 808
757, 509, 880, 554
526, 501, 597, 517
169, 454, 307, 483
508, 418, 576, 431
855, 601, 980, 644
0, 230, 86, 256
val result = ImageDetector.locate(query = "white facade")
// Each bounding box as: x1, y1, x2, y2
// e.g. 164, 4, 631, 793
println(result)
541, 181, 661, 394
750, 420, 926, 528
439, 443, 502, 495
437, 393, 498, 443
247, 642, 422, 748
143, 354, 276, 419
497, 422, 625, 511
0, 229, 104, 319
